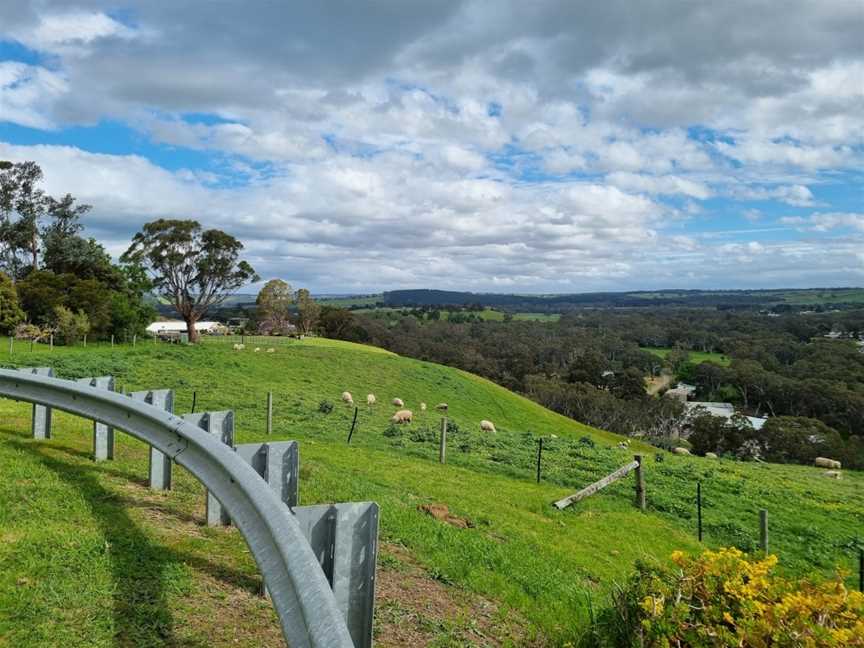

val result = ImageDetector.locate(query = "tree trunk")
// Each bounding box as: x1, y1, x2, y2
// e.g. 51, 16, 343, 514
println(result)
184, 315, 200, 343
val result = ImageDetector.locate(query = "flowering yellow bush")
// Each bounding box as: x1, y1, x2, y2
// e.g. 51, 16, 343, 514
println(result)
645, 548, 863, 647
589, 547, 864, 647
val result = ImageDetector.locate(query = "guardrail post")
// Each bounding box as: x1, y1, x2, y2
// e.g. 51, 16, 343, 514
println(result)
293, 502, 379, 648
129, 389, 175, 490
236, 440, 299, 507
17, 367, 54, 439
183, 410, 234, 526
77, 376, 115, 461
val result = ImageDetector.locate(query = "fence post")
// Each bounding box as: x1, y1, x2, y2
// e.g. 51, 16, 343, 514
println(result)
635, 455, 646, 511
83, 334, 87, 348
439, 417, 447, 464
697, 481, 703, 541
536, 437, 543, 483
346, 407, 358, 443
8, 336, 12, 355
133, 334, 137, 347
266, 391, 273, 435
49, 334, 53, 350
111, 334, 114, 348
759, 509, 769, 553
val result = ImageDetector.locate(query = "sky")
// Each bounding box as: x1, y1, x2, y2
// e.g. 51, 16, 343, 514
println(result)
0, 1, 862, 294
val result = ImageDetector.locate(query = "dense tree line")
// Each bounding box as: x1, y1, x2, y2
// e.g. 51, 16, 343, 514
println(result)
318, 305, 863, 468
0, 161, 153, 342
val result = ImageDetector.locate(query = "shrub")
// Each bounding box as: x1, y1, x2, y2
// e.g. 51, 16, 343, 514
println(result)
383, 424, 402, 438
585, 548, 864, 647
53, 305, 90, 345
317, 400, 334, 414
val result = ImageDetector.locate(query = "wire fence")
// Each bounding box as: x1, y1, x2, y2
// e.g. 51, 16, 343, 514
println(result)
200, 334, 302, 347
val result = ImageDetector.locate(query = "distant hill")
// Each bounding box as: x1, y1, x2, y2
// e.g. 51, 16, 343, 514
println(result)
383, 287, 864, 311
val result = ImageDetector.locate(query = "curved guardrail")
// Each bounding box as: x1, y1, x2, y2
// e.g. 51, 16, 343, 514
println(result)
0, 369, 353, 648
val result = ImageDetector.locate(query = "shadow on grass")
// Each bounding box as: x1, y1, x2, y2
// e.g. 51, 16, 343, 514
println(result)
1, 436, 262, 647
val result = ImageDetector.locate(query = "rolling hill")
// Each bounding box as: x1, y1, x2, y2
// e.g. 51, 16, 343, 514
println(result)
0, 338, 861, 646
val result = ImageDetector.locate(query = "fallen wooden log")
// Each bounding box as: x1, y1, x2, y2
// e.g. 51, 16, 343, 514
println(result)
554, 460, 640, 510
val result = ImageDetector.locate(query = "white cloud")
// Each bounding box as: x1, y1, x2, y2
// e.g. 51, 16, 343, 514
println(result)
0, 2, 862, 290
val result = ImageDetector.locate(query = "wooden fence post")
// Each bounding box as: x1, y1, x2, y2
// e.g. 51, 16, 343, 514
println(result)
111, 334, 114, 348
759, 509, 769, 553
536, 438, 544, 483
83, 334, 87, 348
49, 334, 53, 351
133, 334, 137, 347
439, 417, 447, 464
697, 481, 703, 541
266, 391, 273, 435
8, 336, 12, 355
635, 455, 646, 511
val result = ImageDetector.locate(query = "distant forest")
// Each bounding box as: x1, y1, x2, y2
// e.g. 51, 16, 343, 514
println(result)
317, 305, 864, 469
382, 288, 864, 312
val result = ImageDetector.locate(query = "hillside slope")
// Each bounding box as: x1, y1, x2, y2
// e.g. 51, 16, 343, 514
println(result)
0, 338, 861, 647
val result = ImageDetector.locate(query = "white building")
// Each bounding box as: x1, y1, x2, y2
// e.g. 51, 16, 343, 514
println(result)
146, 320, 223, 335
685, 401, 766, 430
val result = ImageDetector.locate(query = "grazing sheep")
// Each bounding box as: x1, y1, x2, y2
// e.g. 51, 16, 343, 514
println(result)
233, 343, 246, 350
390, 409, 413, 424
704, 452, 718, 459
420, 402, 427, 411
480, 420, 496, 433
367, 393, 376, 406
435, 403, 448, 411
254, 347, 261, 352
672, 447, 691, 456
814, 457, 842, 470
266, 348, 275, 353
824, 470, 842, 479
341, 391, 354, 405
392, 398, 404, 407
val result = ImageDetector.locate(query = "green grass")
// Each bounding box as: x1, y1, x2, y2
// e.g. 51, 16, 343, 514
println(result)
0, 339, 860, 646
643, 346, 731, 367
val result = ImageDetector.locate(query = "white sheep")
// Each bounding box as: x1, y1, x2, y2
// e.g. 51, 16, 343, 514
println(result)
266, 348, 275, 353
814, 457, 841, 470
392, 398, 404, 407
367, 393, 376, 406
480, 420, 496, 433
233, 343, 246, 350
254, 347, 261, 352
420, 402, 427, 411
705, 452, 718, 459
390, 409, 413, 424
341, 391, 354, 405
672, 447, 691, 456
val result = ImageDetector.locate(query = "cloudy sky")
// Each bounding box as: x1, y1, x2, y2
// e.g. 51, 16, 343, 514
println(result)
1, 1, 862, 293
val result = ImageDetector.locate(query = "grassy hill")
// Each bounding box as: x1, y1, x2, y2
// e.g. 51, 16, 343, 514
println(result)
0, 338, 861, 647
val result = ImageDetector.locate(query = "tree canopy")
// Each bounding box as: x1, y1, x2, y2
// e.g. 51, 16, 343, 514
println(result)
122, 219, 258, 342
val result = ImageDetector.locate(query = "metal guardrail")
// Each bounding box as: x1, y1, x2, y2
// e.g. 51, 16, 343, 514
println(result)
0, 368, 354, 648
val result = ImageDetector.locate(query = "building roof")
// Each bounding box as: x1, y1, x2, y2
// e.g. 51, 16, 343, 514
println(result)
146, 320, 221, 333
